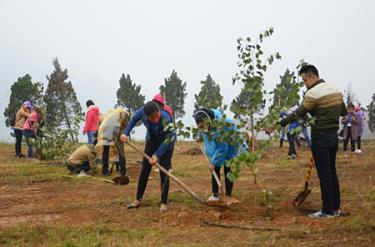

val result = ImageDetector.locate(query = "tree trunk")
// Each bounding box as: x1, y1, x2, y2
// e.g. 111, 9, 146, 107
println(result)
250, 112, 255, 153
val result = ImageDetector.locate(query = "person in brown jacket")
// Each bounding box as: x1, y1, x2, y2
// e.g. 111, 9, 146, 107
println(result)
342, 103, 358, 152
13, 101, 32, 158
67, 144, 97, 175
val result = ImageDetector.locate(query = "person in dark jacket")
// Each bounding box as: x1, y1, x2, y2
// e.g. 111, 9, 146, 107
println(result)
120, 101, 176, 212
267, 65, 347, 219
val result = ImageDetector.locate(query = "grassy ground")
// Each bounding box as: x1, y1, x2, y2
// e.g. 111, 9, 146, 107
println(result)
0, 140, 374, 246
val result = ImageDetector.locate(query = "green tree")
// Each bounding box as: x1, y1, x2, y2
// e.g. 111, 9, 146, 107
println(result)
43, 58, 83, 142
231, 27, 281, 151
159, 70, 187, 119
4, 74, 44, 127
194, 74, 223, 109
269, 68, 303, 111
367, 93, 375, 133
117, 73, 145, 113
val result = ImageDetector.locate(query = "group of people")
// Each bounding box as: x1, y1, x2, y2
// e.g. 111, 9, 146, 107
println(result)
65, 93, 247, 212
12, 64, 354, 219
279, 101, 365, 159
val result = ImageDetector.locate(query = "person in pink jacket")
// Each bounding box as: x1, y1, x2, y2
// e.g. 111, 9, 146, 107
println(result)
23, 106, 41, 158
152, 94, 174, 120
83, 100, 100, 144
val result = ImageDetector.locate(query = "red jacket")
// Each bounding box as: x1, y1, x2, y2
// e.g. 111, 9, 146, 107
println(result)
83, 105, 100, 134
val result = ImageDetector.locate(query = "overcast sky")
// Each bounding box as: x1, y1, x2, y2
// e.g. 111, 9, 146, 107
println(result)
1, 0, 374, 141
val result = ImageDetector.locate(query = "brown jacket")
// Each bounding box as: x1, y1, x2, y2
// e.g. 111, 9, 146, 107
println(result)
14, 107, 30, 130
68, 144, 97, 168
96, 108, 130, 160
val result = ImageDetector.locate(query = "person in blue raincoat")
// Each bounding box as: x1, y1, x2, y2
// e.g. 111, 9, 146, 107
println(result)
194, 108, 248, 202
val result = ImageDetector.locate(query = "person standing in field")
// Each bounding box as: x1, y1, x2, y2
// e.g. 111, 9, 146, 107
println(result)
121, 101, 176, 212
267, 65, 347, 219
83, 100, 100, 144
341, 103, 358, 152
354, 105, 364, 153
12, 101, 32, 158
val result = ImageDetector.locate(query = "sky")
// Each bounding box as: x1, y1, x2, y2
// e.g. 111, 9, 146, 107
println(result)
0, 0, 374, 142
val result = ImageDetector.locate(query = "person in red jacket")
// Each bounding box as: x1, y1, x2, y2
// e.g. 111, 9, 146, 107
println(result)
83, 100, 100, 144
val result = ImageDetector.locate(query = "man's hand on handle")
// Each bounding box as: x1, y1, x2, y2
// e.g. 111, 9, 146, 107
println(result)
149, 155, 159, 166
120, 134, 129, 143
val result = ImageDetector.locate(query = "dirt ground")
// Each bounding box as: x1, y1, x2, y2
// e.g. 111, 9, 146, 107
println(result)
0, 140, 374, 246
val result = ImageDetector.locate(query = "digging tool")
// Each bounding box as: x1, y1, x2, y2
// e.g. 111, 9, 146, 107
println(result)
198, 145, 240, 207
111, 143, 130, 185
293, 156, 314, 207
126, 141, 205, 204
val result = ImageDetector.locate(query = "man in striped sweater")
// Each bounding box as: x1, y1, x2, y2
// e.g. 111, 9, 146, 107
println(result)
277, 65, 347, 219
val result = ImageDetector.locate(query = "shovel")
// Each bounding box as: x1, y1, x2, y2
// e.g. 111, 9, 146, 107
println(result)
111, 144, 130, 185
293, 156, 314, 207
198, 145, 240, 207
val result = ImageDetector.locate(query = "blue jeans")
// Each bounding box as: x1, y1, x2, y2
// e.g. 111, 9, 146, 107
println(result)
23, 129, 36, 158
87, 131, 96, 144
302, 127, 312, 148
311, 132, 340, 214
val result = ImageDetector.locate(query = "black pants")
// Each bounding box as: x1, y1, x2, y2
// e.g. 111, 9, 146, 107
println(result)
311, 132, 340, 214
102, 145, 126, 176
67, 161, 90, 173
14, 129, 23, 156
343, 127, 355, 152
287, 133, 297, 156
212, 165, 233, 196
136, 138, 172, 204
357, 136, 362, 150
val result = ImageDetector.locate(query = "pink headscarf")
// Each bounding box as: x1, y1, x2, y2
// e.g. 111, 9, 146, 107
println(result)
152, 94, 165, 105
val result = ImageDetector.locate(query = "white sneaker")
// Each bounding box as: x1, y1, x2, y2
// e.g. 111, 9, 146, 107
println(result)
355, 149, 362, 154
208, 194, 219, 202
308, 210, 334, 219
77, 171, 87, 177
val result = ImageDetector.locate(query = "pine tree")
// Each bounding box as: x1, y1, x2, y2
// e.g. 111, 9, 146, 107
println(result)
43, 58, 83, 142
194, 74, 223, 109
159, 70, 187, 119
367, 93, 375, 133
269, 68, 303, 111
117, 73, 145, 113
4, 74, 44, 127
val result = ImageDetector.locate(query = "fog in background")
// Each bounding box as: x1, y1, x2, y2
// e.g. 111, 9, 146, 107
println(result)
1, 0, 374, 142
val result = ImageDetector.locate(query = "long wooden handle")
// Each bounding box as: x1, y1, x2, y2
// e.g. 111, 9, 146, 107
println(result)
126, 141, 205, 204
304, 156, 314, 190
198, 144, 222, 193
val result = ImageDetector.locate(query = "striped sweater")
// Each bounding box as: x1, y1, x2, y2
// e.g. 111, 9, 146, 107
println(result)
280, 80, 347, 134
